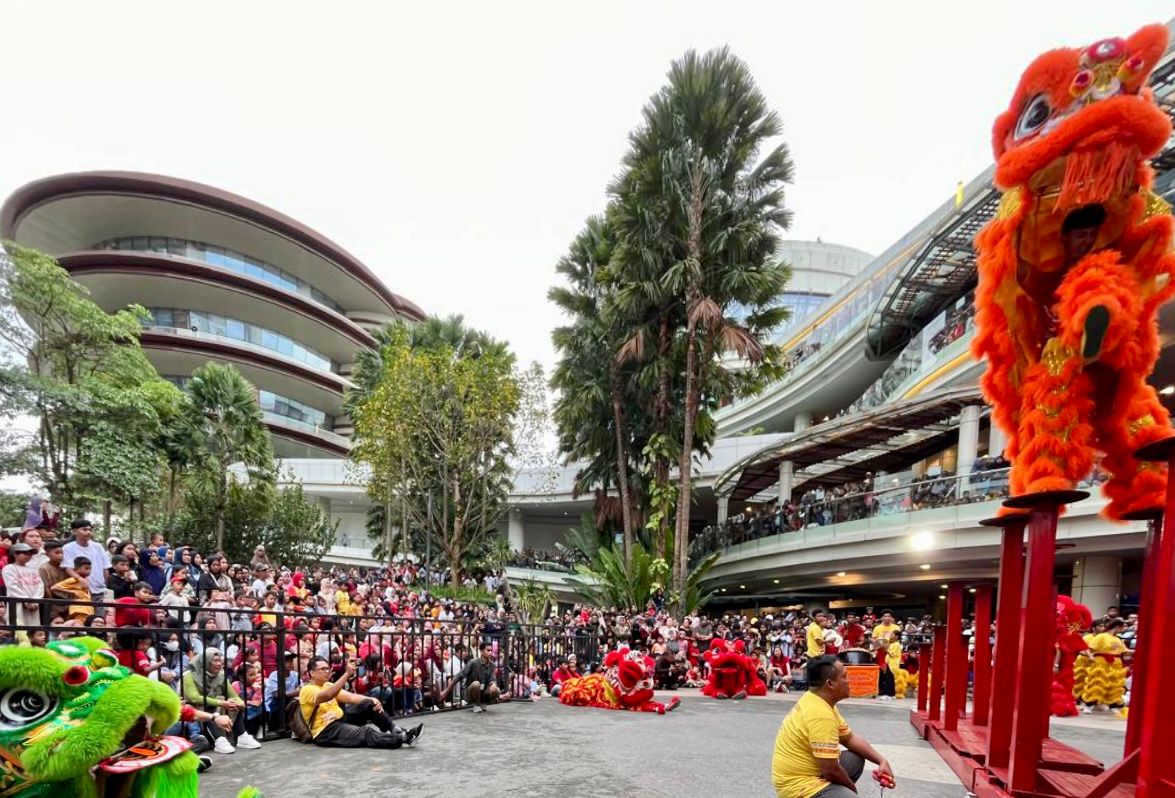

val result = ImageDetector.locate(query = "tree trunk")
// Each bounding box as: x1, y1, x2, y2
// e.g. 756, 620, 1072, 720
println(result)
450, 477, 463, 590
216, 472, 226, 554
653, 313, 672, 561
384, 473, 393, 566
609, 363, 635, 566
167, 467, 178, 517
103, 499, 111, 537
674, 164, 706, 609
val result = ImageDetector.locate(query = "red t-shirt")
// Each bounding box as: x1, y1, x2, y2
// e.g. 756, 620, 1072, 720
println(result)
114, 597, 151, 627
842, 623, 865, 648
117, 649, 151, 677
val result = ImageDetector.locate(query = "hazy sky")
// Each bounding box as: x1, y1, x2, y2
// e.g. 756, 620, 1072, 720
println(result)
3, 1, 1172, 373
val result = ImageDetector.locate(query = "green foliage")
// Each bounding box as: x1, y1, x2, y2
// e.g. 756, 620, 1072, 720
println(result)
174, 475, 335, 568
349, 318, 520, 587
0, 243, 178, 517
566, 540, 664, 611
0, 490, 28, 528
510, 578, 555, 625
412, 583, 497, 606
174, 362, 273, 551
548, 47, 793, 609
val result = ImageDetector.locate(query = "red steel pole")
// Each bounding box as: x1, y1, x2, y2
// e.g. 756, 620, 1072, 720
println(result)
1137, 451, 1175, 797
928, 625, 946, 723
972, 585, 993, 727
1125, 515, 1160, 755
986, 519, 1025, 770
1008, 504, 1061, 793
944, 583, 966, 731
917, 642, 931, 713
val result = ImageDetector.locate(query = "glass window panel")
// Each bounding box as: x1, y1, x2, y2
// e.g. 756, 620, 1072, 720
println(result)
226, 319, 245, 340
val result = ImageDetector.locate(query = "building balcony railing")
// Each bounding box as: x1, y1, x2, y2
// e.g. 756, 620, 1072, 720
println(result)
262, 412, 350, 448
692, 466, 1108, 561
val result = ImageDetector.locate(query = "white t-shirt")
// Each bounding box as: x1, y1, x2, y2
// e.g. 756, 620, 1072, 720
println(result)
62, 540, 111, 594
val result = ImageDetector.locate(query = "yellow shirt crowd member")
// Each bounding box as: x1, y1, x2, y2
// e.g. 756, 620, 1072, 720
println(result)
886, 639, 902, 671
872, 622, 900, 642
806, 622, 825, 658
299, 683, 344, 738
772, 690, 852, 798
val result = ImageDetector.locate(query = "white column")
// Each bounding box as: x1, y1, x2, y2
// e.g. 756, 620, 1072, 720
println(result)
778, 460, 794, 503
507, 508, 525, 551
794, 412, 812, 433
958, 405, 981, 477
717, 495, 730, 524
988, 421, 1008, 460
1072, 556, 1121, 617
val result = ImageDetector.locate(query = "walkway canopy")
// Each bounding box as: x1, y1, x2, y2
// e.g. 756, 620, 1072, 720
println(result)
713, 386, 985, 503
865, 171, 999, 361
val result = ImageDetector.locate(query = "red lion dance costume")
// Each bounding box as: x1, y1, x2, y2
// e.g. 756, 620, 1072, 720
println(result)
973, 24, 1175, 519
1051, 595, 1093, 716
558, 647, 680, 714
701, 639, 767, 699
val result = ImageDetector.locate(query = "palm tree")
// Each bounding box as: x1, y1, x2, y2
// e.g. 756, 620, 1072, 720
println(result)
179, 363, 273, 552
550, 215, 644, 564
618, 47, 794, 603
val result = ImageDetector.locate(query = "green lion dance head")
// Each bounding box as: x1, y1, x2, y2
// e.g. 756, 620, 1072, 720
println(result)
0, 636, 246, 798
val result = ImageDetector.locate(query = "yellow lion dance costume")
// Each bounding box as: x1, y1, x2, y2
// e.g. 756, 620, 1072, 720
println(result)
973, 24, 1175, 519
1080, 630, 1128, 707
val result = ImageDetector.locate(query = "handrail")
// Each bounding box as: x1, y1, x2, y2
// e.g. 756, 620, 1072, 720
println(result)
694, 466, 1106, 559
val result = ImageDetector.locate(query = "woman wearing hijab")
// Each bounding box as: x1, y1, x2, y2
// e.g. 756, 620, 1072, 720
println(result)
180, 648, 261, 754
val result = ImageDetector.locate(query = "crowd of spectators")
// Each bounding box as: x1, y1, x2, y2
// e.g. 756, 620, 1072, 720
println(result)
928, 302, 975, 355
505, 547, 581, 572
694, 461, 1016, 558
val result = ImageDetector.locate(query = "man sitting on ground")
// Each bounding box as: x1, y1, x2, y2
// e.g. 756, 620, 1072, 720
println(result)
300, 656, 422, 748
439, 641, 501, 713
772, 655, 894, 797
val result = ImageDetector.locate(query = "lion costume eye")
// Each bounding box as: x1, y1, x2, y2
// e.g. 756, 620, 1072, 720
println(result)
0, 689, 58, 732
1014, 94, 1051, 140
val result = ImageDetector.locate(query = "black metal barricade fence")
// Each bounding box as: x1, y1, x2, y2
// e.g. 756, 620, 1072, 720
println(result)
1, 596, 600, 741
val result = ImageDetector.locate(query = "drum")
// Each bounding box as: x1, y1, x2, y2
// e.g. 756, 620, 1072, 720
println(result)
838, 648, 874, 665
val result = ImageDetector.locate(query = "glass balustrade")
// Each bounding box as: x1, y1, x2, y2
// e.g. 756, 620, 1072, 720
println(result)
692, 466, 1108, 561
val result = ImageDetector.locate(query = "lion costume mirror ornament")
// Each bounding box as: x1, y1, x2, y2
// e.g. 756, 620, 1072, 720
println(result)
0, 637, 257, 798
972, 23, 1175, 518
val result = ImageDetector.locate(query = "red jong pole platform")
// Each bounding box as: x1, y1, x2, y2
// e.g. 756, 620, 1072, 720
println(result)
944, 583, 967, 732
1131, 438, 1175, 798
985, 515, 1027, 772
973, 584, 994, 728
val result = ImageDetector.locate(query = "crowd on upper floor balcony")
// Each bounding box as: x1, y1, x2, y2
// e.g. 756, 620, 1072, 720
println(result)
928, 300, 976, 355
504, 547, 582, 572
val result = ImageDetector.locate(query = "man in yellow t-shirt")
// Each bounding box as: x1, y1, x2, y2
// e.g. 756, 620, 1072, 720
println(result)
299, 656, 423, 748
806, 611, 827, 658
772, 656, 894, 797
871, 610, 901, 644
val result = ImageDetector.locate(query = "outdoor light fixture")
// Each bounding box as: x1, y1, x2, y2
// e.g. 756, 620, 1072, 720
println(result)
939, 594, 946, 600
721, 588, 727, 592
835, 571, 846, 577
911, 531, 935, 551
773, 578, 780, 584
941, 584, 949, 589
740, 584, 746, 589
1161, 385, 1175, 396
969, 588, 977, 593
920, 563, 931, 570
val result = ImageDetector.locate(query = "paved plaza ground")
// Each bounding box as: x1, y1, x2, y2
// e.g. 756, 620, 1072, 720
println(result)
199, 693, 1127, 798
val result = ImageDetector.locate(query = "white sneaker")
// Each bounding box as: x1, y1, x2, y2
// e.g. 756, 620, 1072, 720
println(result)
236, 733, 261, 750
213, 737, 235, 755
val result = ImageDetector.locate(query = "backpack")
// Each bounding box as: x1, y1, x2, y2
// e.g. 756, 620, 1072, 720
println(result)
286, 698, 318, 743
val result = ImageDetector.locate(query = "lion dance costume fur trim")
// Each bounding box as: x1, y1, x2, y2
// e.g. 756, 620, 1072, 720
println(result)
558, 647, 680, 714
1051, 595, 1093, 716
701, 639, 767, 699
972, 24, 1175, 519
0, 637, 256, 798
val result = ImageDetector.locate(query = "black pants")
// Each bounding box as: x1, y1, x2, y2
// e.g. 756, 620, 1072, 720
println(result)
811, 752, 865, 797
878, 668, 896, 697
313, 701, 404, 749
202, 709, 246, 741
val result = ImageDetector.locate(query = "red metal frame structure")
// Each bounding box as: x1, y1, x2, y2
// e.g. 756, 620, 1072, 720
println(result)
912, 442, 1175, 796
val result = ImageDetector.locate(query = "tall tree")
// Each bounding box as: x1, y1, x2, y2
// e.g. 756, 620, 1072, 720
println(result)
613, 48, 794, 604
178, 362, 274, 552
550, 215, 644, 564
349, 320, 519, 588
0, 243, 180, 520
